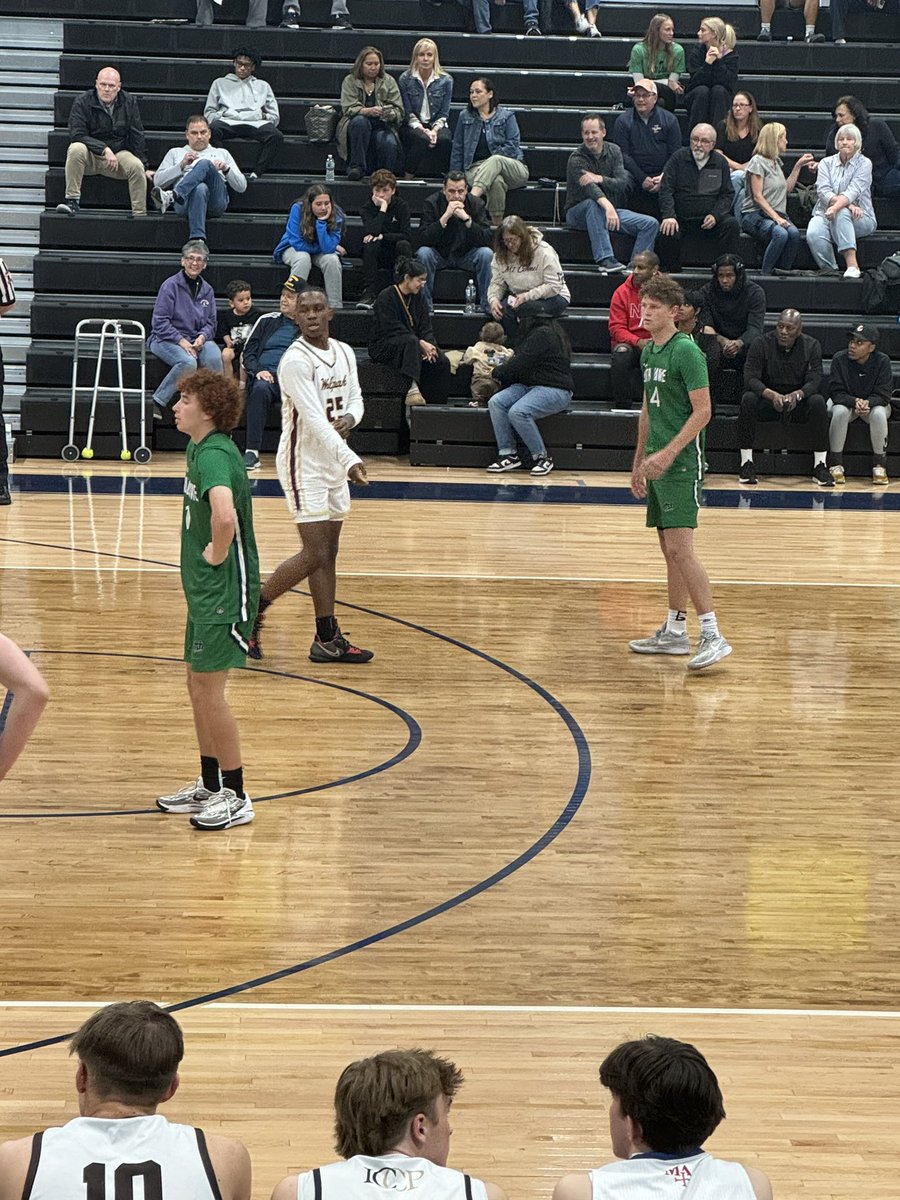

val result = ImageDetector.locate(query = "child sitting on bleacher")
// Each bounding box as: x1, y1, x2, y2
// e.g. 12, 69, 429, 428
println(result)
462, 320, 514, 406
217, 279, 263, 382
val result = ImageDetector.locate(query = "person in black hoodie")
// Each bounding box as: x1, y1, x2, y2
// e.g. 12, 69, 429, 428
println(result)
828, 323, 893, 485
700, 255, 765, 382
368, 257, 453, 405
684, 17, 739, 131
240, 276, 303, 469
357, 169, 412, 310
416, 172, 495, 313
485, 315, 574, 477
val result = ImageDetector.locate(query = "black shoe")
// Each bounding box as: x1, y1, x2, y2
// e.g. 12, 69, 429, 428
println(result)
598, 258, 627, 273
486, 454, 522, 473
356, 292, 375, 309
280, 4, 301, 28
524, 23, 541, 35
806, 31, 825, 42
346, 166, 363, 181
0, 483, 10, 505
309, 632, 374, 663
813, 462, 835, 488
332, 13, 353, 28
756, 27, 771, 40
56, 198, 80, 215
738, 461, 758, 485
247, 609, 266, 660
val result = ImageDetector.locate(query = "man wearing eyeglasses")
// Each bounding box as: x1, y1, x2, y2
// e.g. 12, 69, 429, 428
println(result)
147, 241, 224, 414
56, 67, 153, 218
657, 123, 740, 272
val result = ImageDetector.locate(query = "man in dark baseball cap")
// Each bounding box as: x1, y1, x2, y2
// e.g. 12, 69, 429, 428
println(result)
828, 322, 893, 484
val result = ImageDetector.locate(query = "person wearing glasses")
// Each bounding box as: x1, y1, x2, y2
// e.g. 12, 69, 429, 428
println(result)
657, 123, 740, 272
147, 240, 223, 413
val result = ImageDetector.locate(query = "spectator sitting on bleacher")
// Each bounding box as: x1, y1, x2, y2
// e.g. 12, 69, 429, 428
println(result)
147, 240, 223, 413
805, 123, 875, 278
456, 0, 552, 37
488, 216, 571, 343
607, 251, 660, 408
610, 80, 681, 219
273, 185, 346, 310
684, 17, 739, 132
56, 67, 153, 218
462, 320, 514, 406
737, 308, 833, 487
740, 124, 815, 274
241, 277, 302, 471
677, 289, 724, 413
627, 13, 686, 113
450, 78, 529, 227
398, 39, 453, 180
416, 171, 494, 314
368, 257, 454, 406
196, 0, 265, 27
565, 113, 659, 274
716, 91, 761, 216
357, 169, 412, 310
337, 46, 404, 182
151, 115, 247, 250
657, 125, 740, 273
217, 279, 263, 379
828, 322, 893, 485
757, 0, 825, 43
830, 0, 900, 45
823, 95, 900, 198
701, 255, 765, 380
203, 47, 283, 183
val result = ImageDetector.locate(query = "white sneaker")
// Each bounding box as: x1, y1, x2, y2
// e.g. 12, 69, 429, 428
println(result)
151, 185, 174, 214
156, 777, 216, 813
189, 788, 255, 830
574, 13, 589, 32
687, 633, 733, 671
843, 266, 861, 279
629, 625, 690, 655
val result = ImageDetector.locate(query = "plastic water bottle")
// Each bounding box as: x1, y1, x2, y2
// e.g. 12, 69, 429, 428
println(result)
325, 153, 335, 184
464, 280, 477, 314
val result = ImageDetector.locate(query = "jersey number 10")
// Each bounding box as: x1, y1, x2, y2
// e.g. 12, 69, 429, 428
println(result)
84, 1161, 163, 1200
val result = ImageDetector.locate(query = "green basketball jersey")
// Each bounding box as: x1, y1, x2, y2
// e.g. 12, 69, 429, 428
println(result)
181, 431, 260, 625
640, 331, 709, 478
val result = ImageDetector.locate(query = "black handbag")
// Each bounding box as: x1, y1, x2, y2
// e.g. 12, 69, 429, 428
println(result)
305, 104, 339, 143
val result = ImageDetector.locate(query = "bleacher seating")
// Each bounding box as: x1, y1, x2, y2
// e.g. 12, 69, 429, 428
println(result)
6, 0, 900, 475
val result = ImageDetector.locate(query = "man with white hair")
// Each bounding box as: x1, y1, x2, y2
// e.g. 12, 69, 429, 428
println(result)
657, 123, 740, 271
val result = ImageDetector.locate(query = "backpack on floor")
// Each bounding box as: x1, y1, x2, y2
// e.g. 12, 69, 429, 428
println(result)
861, 250, 900, 313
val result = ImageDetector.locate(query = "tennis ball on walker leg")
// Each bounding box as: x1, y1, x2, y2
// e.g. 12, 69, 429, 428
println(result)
120, 449, 132, 461
81, 447, 94, 459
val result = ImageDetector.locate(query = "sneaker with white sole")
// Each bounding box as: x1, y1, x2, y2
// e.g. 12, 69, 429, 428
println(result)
873, 465, 889, 485
530, 456, 554, 476
486, 454, 522, 473
573, 12, 589, 32
309, 633, 374, 663
156, 777, 217, 813
843, 265, 861, 279
812, 462, 835, 487
629, 625, 691, 656
830, 464, 846, 485
189, 788, 254, 830
151, 185, 174, 214
687, 633, 733, 671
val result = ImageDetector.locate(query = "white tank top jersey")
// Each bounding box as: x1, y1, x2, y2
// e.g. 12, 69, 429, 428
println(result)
589, 1152, 757, 1200
22, 1114, 222, 1199
295, 1153, 489, 1200
276, 336, 365, 500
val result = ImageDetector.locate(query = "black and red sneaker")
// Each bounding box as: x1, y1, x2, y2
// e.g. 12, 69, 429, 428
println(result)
309, 633, 374, 663
247, 609, 266, 660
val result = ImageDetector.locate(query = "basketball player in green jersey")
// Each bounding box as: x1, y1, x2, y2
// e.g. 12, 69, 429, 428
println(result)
157, 369, 261, 829
629, 274, 732, 671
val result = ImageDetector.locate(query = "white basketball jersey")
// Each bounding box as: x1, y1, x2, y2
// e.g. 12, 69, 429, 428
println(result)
276, 336, 365, 501
590, 1152, 756, 1200
296, 1153, 489, 1200
23, 1114, 222, 1199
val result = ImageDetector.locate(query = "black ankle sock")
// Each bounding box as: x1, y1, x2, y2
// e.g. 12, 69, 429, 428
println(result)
221, 767, 244, 798
316, 615, 338, 642
200, 755, 220, 792
258, 594, 271, 616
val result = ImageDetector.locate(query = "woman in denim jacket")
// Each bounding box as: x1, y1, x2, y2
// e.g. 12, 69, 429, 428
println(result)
398, 38, 453, 179
450, 77, 529, 225
805, 124, 876, 279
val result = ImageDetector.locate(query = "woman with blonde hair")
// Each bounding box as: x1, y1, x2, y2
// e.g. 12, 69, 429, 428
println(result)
806, 123, 876, 278
685, 15, 739, 130
398, 37, 453, 179
627, 13, 686, 112
740, 123, 814, 273
487, 215, 570, 341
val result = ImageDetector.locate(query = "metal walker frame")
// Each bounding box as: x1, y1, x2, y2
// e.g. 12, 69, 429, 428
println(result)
63, 319, 152, 463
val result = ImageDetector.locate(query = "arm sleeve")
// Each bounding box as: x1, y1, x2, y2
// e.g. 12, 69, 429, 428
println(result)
739, 285, 766, 345
493, 111, 523, 160
263, 84, 280, 125
417, 195, 448, 247
627, 43, 644, 74
200, 285, 217, 343
380, 77, 404, 129
150, 281, 182, 343
203, 81, 221, 123
608, 286, 642, 347
665, 113, 682, 159
710, 159, 735, 222
567, 150, 602, 201
744, 336, 768, 396
220, 148, 247, 193
241, 316, 269, 376
126, 97, 148, 166
869, 355, 894, 406
68, 93, 107, 157
519, 246, 567, 304
315, 216, 343, 254
432, 75, 453, 126
154, 147, 184, 191
841, 154, 872, 205
599, 143, 630, 206
449, 118, 465, 171
280, 353, 362, 471
340, 344, 366, 429
828, 355, 856, 408
801, 339, 823, 398
340, 75, 363, 118
658, 158, 677, 219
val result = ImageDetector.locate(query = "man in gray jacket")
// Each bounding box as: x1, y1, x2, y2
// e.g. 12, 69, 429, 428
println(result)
204, 47, 283, 181
565, 113, 659, 273
152, 115, 247, 248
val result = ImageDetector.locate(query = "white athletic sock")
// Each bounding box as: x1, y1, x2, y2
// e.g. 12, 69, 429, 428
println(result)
814, 451, 827, 466
666, 609, 687, 636
805, 24, 815, 36
699, 611, 719, 638
760, 21, 771, 31
740, 449, 753, 462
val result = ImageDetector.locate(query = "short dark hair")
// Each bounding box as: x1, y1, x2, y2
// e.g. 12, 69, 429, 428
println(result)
70, 1002, 183, 1107
181, 368, 245, 432
443, 171, 468, 186
640, 273, 684, 307
599, 1036, 726, 1154
232, 45, 260, 69
334, 1049, 464, 1158
682, 288, 706, 312
226, 278, 252, 300
581, 112, 606, 130
369, 169, 397, 190
185, 114, 209, 130
396, 256, 427, 282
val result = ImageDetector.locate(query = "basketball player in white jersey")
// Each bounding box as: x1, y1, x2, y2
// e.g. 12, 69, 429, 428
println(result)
249, 286, 373, 664
271, 1048, 507, 1200
552, 1036, 772, 1200
0, 1000, 251, 1200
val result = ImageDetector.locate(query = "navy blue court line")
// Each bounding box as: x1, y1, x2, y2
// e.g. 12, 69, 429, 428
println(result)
8, 471, 900, 510
0, 588, 591, 1058
0, 651, 420, 820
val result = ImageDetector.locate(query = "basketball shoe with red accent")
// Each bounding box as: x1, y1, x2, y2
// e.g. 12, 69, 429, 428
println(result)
309, 632, 374, 663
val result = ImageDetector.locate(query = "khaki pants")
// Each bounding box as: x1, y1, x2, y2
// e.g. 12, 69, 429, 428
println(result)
65, 143, 148, 214
465, 156, 529, 219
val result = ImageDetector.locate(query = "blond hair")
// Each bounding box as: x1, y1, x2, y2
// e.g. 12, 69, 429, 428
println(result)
753, 122, 786, 161
408, 37, 446, 77
700, 16, 736, 48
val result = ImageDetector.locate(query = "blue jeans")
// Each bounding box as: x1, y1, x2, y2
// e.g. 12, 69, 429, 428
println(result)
741, 209, 801, 273
347, 116, 403, 174
806, 209, 877, 270
148, 336, 223, 405
488, 382, 572, 460
500, 294, 568, 343
461, 0, 542, 33
565, 199, 658, 264
173, 158, 229, 240
416, 245, 493, 311
244, 376, 280, 453
731, 169, 746, 218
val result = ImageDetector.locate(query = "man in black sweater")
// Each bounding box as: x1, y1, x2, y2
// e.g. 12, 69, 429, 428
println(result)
416, 172, 494, 313
657, 124, 740, 272
57, 66, 152, 217
357, 169, 412, 309
737, 309, 833, 487
828, 323, 894, 485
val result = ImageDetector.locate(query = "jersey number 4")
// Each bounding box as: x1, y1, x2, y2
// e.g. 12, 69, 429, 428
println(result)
84, 1161, 162, 1200
649, 386, 661, 407
325, 395, 344, 422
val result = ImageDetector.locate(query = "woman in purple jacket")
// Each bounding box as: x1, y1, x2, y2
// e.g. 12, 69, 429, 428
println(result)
273, 185, 346, 309
147, 239, 222, 410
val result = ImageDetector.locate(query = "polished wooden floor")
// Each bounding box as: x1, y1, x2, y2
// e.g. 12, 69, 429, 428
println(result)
1, 456, 898, 1199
